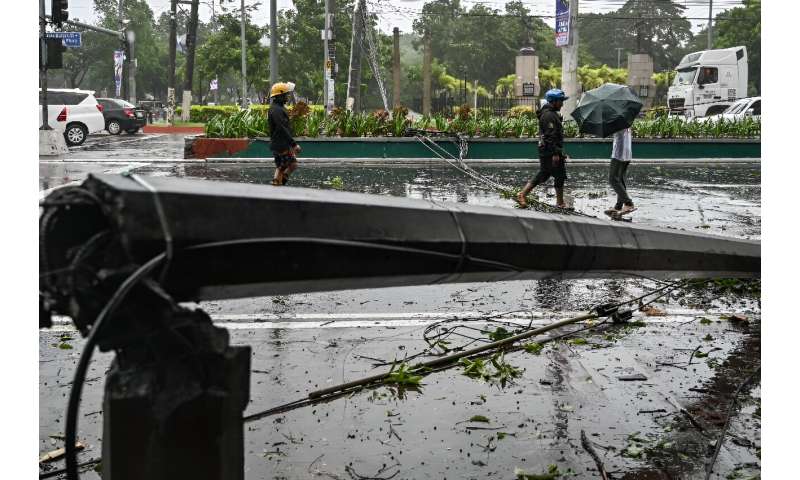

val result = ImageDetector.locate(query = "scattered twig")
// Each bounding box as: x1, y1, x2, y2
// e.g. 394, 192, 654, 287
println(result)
655, 361, 687, 370
581, 430, 610, 480
308, 454, 325, 473
345, 462, 400, 480
637, 409, 667, 415
686, 345, 703, 365
387, 423, 402, 442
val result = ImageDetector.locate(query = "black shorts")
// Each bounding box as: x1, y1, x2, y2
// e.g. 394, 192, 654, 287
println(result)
273, 151, 297, 168
531, 154, 567, 189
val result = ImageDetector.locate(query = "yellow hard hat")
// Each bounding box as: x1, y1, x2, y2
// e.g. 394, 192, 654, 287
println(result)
270, 82, 296, 98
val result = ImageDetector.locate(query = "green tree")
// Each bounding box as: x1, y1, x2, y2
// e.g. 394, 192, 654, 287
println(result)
91, 0, 168, 98
712, 0, 760, 94
195, 13, 269, 102
579, 1, 692, 71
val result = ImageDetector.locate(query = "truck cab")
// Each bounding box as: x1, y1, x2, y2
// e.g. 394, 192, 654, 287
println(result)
667, 46, 748, 118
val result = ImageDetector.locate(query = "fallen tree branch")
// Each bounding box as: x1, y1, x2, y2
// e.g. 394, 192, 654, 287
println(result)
704, 366, 761, 480
581, 430, 609, 480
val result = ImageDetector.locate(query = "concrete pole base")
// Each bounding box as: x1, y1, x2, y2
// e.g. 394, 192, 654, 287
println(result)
39, 129, 69, 156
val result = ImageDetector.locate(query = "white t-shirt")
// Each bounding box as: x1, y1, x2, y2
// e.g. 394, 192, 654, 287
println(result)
611, 128, 633, 162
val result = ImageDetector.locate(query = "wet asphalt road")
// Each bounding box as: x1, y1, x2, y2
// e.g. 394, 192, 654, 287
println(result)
39, 149, 761, 479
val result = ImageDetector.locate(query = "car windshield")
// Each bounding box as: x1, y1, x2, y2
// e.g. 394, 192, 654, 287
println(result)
724, 100, 750, 114
119, 100, 135, 108
672, 68, 697, 86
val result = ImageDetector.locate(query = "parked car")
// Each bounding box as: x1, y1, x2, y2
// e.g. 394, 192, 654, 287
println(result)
697, 96, 761, 123
38, 88, 105, 146
96, 98, 147, 134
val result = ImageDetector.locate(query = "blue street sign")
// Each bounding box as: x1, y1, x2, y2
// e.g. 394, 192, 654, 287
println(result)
46, 32, 82, 48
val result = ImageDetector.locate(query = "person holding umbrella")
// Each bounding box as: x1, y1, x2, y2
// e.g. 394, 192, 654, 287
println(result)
570, 83, 643, 219
516, 88, 570, 209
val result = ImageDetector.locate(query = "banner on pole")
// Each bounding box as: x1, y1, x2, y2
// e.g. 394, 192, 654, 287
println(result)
114, 50, 124, 97
555, 0, 571, 47
210, 78, 218, 91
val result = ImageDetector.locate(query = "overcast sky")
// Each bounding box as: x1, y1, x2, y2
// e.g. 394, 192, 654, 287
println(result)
58, 0, 745, 35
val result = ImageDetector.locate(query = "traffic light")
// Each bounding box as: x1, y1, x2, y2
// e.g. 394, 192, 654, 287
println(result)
44, 37, 66, 69
52, 0, 69, 27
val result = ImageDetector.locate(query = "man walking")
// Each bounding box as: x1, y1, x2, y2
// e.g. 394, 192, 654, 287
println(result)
268, 82, 301, 186
517, 89, 570, 209
605, 127, 636, 217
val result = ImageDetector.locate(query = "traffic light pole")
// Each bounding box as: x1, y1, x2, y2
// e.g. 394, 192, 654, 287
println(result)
39, 0, 49, 130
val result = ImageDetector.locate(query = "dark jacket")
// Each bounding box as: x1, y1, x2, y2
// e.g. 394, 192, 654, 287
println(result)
537, 103, 564, 157
268, 102, 297, 154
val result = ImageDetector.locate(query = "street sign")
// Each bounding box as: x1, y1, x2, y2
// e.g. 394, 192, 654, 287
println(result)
555, 0, 570, 47
46, 32, 81, 48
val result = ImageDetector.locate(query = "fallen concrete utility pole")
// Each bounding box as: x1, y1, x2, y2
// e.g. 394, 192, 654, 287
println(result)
51, 174, 758, 307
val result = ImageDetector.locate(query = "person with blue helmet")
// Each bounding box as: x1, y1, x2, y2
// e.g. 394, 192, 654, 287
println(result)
517, 88, 570, 209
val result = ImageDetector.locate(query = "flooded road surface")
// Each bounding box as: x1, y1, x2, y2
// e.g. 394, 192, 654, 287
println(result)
39, 161, 761, 479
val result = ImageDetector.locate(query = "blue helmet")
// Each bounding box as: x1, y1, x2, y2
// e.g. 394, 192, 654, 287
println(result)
544, 88, 569, 103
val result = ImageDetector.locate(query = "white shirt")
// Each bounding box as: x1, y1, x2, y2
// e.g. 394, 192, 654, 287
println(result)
611, 128, 633, 162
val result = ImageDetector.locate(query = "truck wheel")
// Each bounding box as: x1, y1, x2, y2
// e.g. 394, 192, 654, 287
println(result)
64, 123, 88, 146
107, 120, 122, 135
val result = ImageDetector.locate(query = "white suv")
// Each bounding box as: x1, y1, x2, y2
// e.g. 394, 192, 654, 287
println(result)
38, 89, 105, 146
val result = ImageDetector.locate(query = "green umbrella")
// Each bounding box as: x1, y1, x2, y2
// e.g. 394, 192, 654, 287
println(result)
570, 83, 643, 138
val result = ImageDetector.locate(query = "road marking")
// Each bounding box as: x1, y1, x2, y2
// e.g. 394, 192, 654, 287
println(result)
46, 309, 747, 331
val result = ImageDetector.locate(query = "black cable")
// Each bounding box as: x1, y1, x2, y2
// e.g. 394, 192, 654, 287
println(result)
606, 279, 687, 309
64, 253, 167, 480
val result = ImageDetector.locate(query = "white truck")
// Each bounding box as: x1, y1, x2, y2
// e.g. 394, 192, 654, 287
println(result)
667, 46, 748, 118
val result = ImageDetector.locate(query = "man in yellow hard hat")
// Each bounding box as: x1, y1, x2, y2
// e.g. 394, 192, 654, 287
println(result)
268, 81, 301, 186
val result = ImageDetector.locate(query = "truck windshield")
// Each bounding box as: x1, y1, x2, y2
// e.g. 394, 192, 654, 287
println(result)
673, 68, 697, 86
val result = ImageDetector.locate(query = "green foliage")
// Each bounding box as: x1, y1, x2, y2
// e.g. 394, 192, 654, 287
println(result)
326, 176, 344, 190
469, 415, 490, 423
205, 108, 269, 138
486, 327, 514, 342
385, 362, 423, 387
579, 0, 693, 71
523, 342, 544, 355
632, 117, 760, 139
460, 353, 522, 387
177, 105, 241, 123
460, 357, 490, 380
514, 464, 564, 480
206, 107, 760, 140
412, 1, 564, 92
